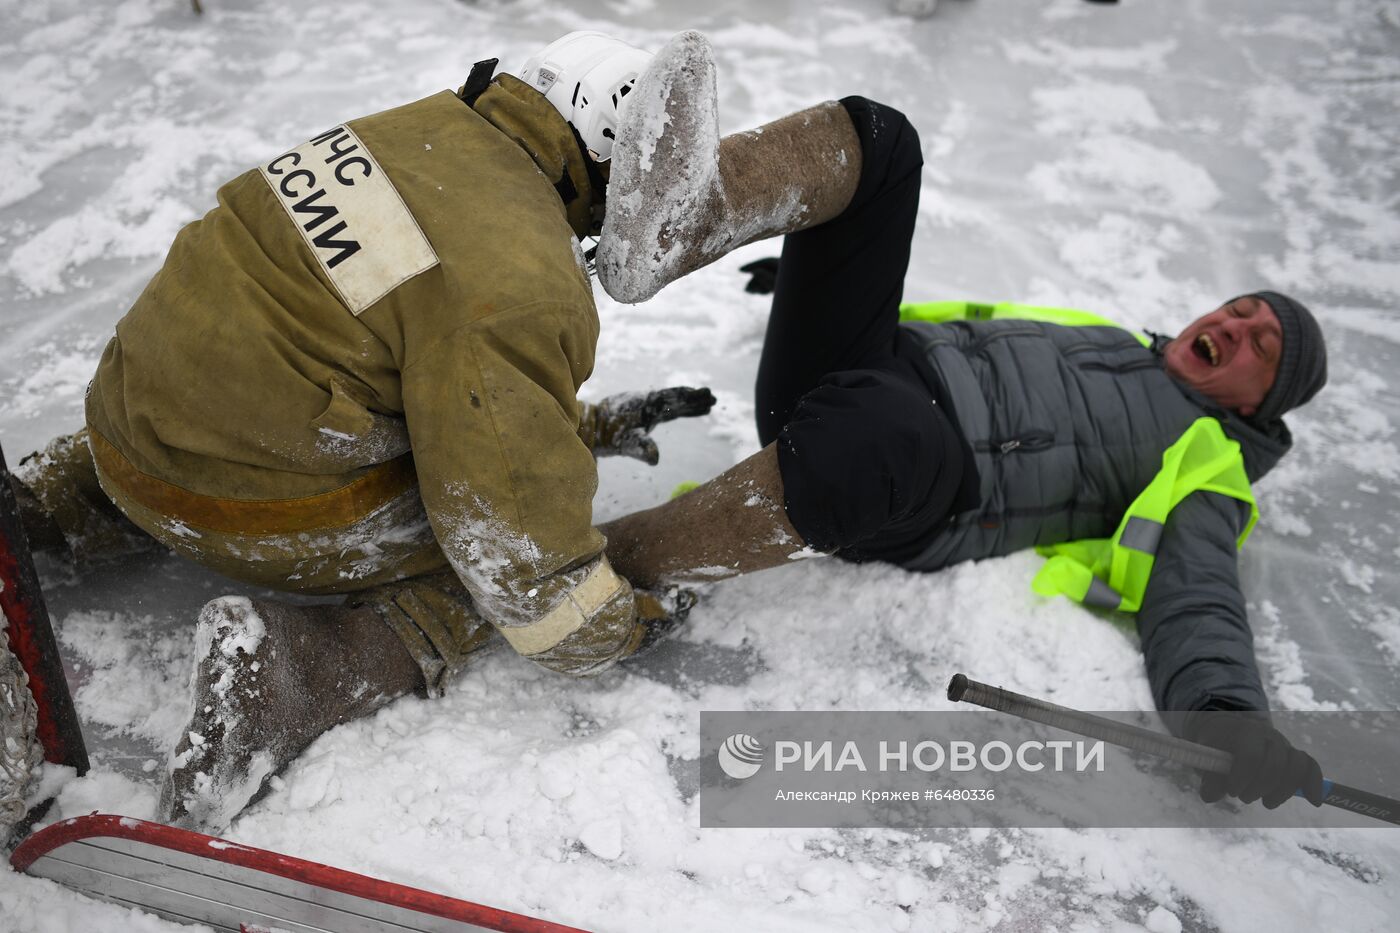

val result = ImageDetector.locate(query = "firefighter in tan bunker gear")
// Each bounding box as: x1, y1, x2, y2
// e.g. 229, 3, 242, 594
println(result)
11, 42, 719, 829
82, 79, 670, 680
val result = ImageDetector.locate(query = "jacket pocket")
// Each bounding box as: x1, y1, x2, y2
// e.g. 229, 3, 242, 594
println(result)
310, 375, 412, 466
969, 326, 1044, 355
1078, 359, 1160, 375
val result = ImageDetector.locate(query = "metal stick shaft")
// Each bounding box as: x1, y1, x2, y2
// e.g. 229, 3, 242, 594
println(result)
947, 673, 1231, 772
947, 672, 1400, 826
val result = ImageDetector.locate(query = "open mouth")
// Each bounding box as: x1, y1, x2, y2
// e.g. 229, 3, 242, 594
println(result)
1193, 332, 1220, 367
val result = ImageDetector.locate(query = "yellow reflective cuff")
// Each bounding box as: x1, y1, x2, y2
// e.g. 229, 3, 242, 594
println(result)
1084, 577, 1124, 611
500, 557, 625, 657
1118, 516, 1163, 555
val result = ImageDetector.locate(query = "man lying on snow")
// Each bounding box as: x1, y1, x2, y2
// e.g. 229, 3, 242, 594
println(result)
9, 32, 723, 831
594, 34, 1329, 813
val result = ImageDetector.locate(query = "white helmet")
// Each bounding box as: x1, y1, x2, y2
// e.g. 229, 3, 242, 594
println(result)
516, 31, 652, 162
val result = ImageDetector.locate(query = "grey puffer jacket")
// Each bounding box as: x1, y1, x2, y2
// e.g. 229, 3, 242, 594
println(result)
900, 319, 1292, 723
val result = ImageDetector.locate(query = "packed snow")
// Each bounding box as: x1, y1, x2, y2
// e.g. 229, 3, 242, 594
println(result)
3, 0, 1399, 931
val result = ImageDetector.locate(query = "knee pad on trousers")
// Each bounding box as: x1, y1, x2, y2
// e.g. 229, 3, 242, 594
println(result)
776, 368, 962, 552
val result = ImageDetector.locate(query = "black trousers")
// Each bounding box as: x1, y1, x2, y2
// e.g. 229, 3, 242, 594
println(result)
756, 97, 973, 563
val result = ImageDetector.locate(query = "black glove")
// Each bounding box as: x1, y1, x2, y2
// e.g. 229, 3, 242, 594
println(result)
1189, 712, 1324, 809
739, 257, 781, 295
626, 587, 698, 659
580, 387, 716, 466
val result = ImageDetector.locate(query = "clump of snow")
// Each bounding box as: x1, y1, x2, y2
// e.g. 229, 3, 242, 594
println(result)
53, 769, 156, 824
200, 596, 266, 664
57, 610, 196, 750
578, 818, 625, 861
1146, 904, 1184, 933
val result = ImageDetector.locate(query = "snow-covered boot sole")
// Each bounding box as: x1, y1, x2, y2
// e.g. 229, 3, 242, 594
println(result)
160, 595, 422, 832
598, 30, 863, 304
160, 596, 281, 832
597, 30, 722, 304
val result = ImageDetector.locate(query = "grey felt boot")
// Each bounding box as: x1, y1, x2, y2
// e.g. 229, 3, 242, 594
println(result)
597, 31, 863, 304
160, 596, 424, 832
599, 443, 812, 590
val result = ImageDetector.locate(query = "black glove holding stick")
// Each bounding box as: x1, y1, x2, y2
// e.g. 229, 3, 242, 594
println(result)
1187, 711, 1325, 809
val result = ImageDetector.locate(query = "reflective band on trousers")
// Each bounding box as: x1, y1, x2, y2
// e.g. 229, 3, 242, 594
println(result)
898, 300, 1151, 347
88, 429, 417, 535
1030, 417, 1258, 613
498, 557, 625, 656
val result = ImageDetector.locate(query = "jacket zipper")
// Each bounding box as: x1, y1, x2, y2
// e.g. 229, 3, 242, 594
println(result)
968, 326, 1044, 355
974, 432, 1054, 455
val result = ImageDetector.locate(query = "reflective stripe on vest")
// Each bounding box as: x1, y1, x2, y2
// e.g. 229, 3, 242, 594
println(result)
898, 300, 1152, 347
1031, 417, 1258, 613
898, 299, 1257, 614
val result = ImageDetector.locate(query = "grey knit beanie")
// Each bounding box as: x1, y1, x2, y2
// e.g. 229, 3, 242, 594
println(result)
1251, 290, 1327, 423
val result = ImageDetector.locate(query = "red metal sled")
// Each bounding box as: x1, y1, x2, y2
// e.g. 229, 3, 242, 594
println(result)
0, 442, 89, 776
12, 814, 593, 932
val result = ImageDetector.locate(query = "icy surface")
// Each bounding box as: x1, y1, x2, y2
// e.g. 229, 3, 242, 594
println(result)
3, 0, 1400, 931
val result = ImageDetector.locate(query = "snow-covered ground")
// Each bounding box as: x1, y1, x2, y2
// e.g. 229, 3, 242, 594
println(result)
3, 0, 1399, 929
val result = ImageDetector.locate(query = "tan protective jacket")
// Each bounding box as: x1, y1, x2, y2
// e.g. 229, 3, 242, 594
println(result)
85, 78, 643, 675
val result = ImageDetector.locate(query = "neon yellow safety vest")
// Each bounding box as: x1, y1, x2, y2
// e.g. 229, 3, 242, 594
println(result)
898, 299, 1259, 614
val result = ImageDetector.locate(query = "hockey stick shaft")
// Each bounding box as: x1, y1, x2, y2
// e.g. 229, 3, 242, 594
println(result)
947, 673, 1400, 826
0, 443, 88, 774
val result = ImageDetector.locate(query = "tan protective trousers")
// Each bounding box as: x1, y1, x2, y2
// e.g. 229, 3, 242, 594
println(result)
13, 431, 496, 696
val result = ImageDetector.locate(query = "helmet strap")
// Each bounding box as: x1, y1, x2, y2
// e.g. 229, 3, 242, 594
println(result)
567, 124, 611, 237
457, 58, 499, 107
